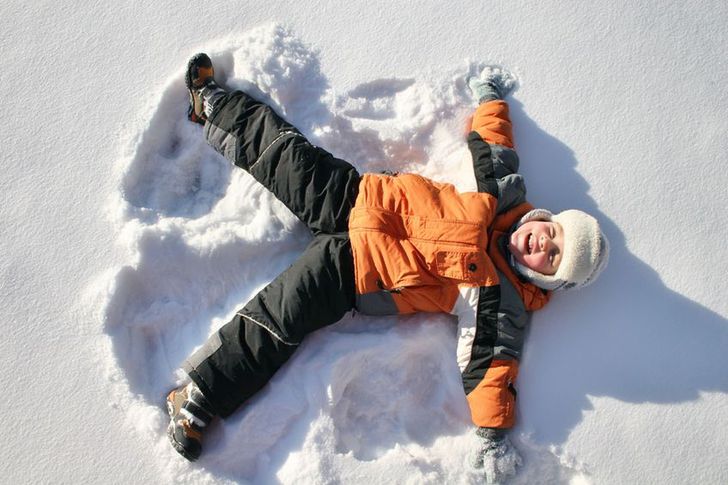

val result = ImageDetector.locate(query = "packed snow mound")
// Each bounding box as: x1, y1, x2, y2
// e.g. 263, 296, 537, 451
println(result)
98, 24, 588, 483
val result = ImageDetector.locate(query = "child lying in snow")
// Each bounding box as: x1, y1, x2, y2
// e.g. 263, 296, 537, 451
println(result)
165, 53, 609, 483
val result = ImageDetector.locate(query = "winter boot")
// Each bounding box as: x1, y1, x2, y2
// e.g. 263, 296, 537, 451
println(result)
185, 53, 226, 125
166, 382, 216, 461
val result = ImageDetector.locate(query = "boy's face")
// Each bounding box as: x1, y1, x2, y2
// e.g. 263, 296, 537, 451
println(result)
508, 220, 564, 275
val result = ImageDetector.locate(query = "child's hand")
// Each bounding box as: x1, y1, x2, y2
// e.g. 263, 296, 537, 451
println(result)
467, 66, 518, 104
470, 427, 523, 484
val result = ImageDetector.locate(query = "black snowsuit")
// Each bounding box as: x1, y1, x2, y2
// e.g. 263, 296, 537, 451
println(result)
183, 91, 360, 417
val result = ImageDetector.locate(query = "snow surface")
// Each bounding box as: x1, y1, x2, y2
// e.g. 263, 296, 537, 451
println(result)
3, 1, 728, 484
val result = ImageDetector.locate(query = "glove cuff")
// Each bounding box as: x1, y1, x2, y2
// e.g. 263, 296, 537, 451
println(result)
476, 427, 507, 442
478, 81, 503, 103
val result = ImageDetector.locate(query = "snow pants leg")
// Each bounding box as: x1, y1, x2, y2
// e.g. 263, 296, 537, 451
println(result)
183, 233, 355, 417
202, 90, 360, 235
182, 91, 359, 417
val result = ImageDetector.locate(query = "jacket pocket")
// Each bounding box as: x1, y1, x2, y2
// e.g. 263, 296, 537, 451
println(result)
434, 250, 487, 283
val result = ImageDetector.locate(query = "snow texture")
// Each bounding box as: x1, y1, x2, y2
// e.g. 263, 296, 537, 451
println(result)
3, 1, 728, 484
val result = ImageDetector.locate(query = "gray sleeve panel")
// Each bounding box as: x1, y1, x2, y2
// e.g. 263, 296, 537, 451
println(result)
496, 173, 527, 214
490, 144, 520, 178
493, 270, 531, 360
490, 143, 525, 214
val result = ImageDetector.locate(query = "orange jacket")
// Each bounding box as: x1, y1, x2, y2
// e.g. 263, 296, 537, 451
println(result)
348, 100, 549, 428
348, 172, 498, 314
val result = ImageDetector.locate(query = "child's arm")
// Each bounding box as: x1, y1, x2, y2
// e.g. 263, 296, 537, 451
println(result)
458, 280, 528, 483
454, 279, 527, 482
467, 67, 526, 215
457, 279, 529, 430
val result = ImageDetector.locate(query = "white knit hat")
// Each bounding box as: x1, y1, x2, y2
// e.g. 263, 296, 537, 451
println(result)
512, 208, 610, 291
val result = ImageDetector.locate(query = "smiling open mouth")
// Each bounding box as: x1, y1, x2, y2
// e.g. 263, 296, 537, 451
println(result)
527, 233, 533, 254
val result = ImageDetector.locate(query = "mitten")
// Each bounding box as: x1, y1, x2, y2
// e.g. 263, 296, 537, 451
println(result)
467, 66, 517, 103
470, 427, 523, 484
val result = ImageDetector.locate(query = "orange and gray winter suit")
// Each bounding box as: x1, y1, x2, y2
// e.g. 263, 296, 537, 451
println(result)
183, 89, 549, 431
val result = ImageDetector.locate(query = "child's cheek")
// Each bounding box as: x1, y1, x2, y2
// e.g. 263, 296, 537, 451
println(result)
526, 254, 546, 272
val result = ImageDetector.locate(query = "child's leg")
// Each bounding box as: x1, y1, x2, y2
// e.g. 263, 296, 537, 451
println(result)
182, 233, 355, 417
204, 91, 360, 235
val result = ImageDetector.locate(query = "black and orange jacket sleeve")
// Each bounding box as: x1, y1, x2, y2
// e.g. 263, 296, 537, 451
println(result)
468, 100, 513, 195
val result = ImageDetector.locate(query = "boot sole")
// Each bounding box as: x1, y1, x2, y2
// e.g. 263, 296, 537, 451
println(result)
167, 421, 199, 462
185, 53, 210, 90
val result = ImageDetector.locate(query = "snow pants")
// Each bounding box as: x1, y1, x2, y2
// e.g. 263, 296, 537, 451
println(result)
183, 91, 360, 417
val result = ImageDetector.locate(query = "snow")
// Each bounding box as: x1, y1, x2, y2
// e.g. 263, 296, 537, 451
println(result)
2, 1, 728, 484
